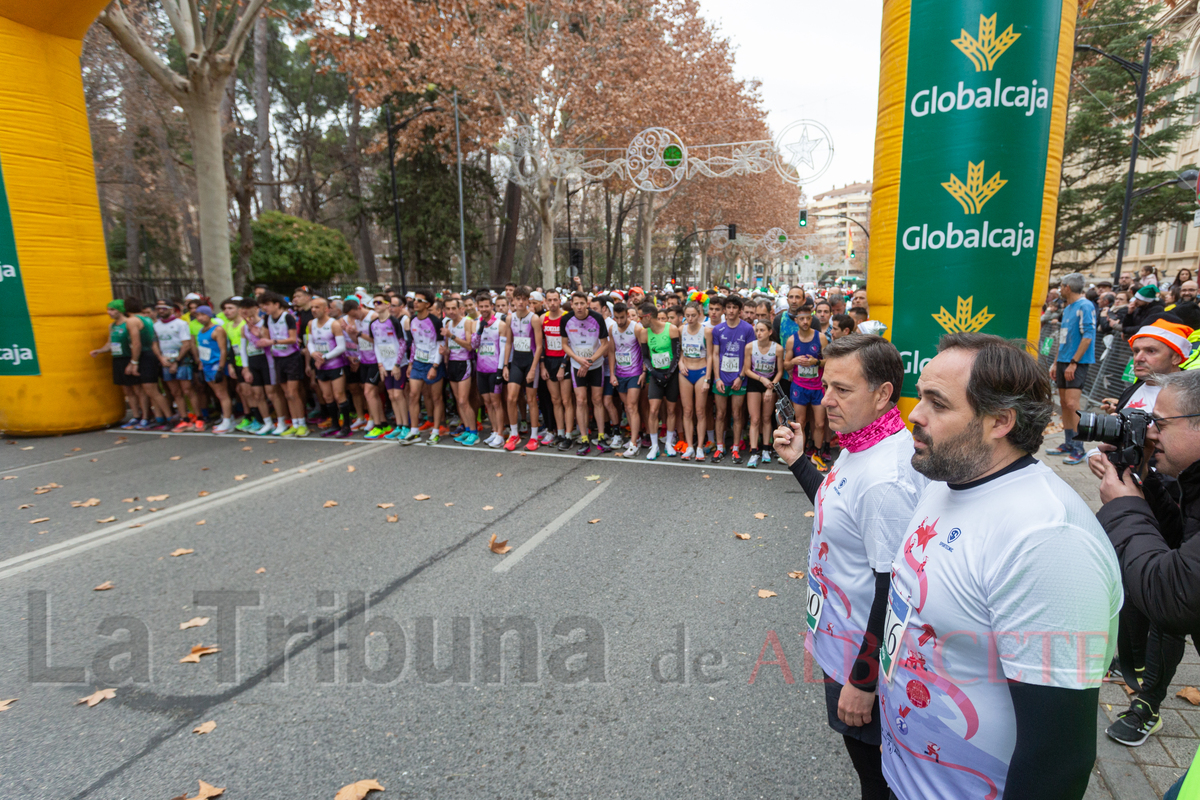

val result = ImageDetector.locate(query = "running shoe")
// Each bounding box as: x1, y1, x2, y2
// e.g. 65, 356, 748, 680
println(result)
576, 436, 592, 456
556, 435, 574, 452
136, 419, 153, 431
294, 425, 310, 437
426, 431, 441, 446
364, 425, 392, 440
399, 429, 421, 445
254, 421, 274, 436
609, 433, 624, 449
731, 446, 742, 464
244, 420, 264, 435
641, 434, 652, 449
682, 447, 694, 461
712, 448, 725, 463
120, 418, 141, 430
1106, 699, 1162, 747
451, 424, 467, 437
194, 418, 207, 432
418, 420, 434, 431
147, 419, 170, 431
320, 427, 341, 438
519, 420, 529, 434
761, 450, 772, 464
279, 424, 298, 437
811, 453, 829, 472
645, 444, 659, 461
665, 441, 679, 458
453, 430, 469, 444
595, 437, 612, 454
1045, 442, 1073, 455
487, 433, 504, 448
334, 427, 353, 438
461, 431, 480, 447
1063, 450, 1086, 466
447, 414, 462, 428
504, 435, 520, 451
271, 420, 288, 436
747, 453, 759, 469
623, 441, 639, 458
317, 417, 335, 430
350, 417, 368, 432
703, 440, 716, 454
213, 419, 235, 434
384, 426, 406, 441
525, 437, 540, 452
695, 450, 706, 463
172, 418, 193, 433
236, 417, 255, 432
540, 430, 556, 446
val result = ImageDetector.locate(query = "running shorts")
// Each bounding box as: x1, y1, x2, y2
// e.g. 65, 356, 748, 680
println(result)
571, 366, 604, 390
138, 355, 161, 384
616, 374, 641, 394
747, 376, 773, 394
447, 360, 473, 383
247, 356, 273, 387
361, 363, 381, 386
1054, 362, 1090, 390
543, 355, 568, 381
507, 357, 538, 388
274, 352, 306, 383
647, 372, 680, 403
790, 383, 824, 406
344, 363, 361, 384
714, 380, 747, 397
384, 370, 408, 391
476, 371, 503, 395
112, 357, 136, 387
410, 361, 445, 385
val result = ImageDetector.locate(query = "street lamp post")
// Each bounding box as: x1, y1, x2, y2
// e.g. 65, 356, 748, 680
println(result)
384, 104, 437, 296
671, 227, 733, 286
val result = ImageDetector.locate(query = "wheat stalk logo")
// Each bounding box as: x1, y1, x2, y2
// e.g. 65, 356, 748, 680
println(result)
942, 160, 1006, 214
953, 13, 1020, 71
932, 296, 995, 334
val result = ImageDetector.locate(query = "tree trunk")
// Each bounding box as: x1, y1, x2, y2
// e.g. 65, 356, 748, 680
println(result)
604, 189, 613, 287
152, 113, 201, 274
537, 190, 555, 290
631, 193, 643, 282
642, 193, 658, 290
186, 93, 235, 300
494, 180, 520, 285
123, 123, 141, 275
233, 148, 255, 293
254, 13, 274, 213
347, 94, 376, 282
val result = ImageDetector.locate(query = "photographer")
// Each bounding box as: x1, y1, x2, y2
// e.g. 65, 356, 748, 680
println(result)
1097, 370, 1200, 795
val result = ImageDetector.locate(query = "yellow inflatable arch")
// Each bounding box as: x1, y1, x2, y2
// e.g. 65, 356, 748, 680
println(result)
0, 0, 123, 435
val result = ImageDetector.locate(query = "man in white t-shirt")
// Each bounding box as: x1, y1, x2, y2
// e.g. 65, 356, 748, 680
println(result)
774, 334, 928, 799
881, 332, 1122, 800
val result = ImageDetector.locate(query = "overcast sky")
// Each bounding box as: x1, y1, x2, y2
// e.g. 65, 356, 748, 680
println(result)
698, 0, 883, 196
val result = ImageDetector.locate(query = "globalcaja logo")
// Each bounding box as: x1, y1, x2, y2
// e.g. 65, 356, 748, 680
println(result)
942, 160, 1005, 214
932, 297, 995, 334
953, 13, 1020, 71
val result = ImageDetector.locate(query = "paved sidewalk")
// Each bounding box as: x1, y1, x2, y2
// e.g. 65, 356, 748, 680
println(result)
1044, 430, 1197, 800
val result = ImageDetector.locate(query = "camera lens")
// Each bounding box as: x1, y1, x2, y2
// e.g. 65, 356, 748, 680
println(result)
1076, 411, 1124, 445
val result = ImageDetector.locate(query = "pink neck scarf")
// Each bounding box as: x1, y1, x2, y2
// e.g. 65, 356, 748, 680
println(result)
839, 406, 905, 453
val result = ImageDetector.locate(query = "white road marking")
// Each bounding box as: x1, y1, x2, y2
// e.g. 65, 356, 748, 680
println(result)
493, 479, 613, 573
0, 444, 381, 581
110, 429, 379, 445
429, 440, 791, 475
1, 445, 133, 474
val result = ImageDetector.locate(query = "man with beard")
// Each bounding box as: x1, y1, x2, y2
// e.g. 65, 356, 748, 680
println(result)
880, 333, 1122, 800
773, 334, 928, 800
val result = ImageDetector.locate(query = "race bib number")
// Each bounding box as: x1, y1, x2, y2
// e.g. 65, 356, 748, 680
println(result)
546, 334, 562, 352
272, 343, 291, 354
576, 345, 594, 362
881, 582, 913, 685
110, 341, 124, 357
376, 342, 398, 366
651, 351, 670, 370
616, 351, 633, 368
358, 336, 372, 353
720, 354, 740, 373
478, 340, 496, 357
310, 340, 329, 354
415, 347, 435, 363
246, 341, 263, 357
514, 336, 532, 353
796, 364, 819, 379
1059, 326, 1068, 345
198, 345, 213, 362
683, 343, 703, 359
805, 573, 825, 635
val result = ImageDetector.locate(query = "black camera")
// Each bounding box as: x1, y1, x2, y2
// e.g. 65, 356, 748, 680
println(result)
1076, 407, 1152, 470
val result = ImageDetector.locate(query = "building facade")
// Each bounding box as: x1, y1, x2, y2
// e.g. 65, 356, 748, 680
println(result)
810, 182, 872, 258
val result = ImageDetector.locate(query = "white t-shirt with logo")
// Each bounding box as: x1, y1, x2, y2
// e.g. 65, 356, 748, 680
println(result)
807, 428, 929, 685
153, 318, 192, 360
880, 461, 1121, 800
1124, 382, 1161, 412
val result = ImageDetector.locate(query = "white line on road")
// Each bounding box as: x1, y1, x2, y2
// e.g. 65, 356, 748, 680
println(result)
0, 444, 381, 582
428, 440, 791, 476
493, 479, 613, 573
1, 445, 133, 475
110, 429, 381, 445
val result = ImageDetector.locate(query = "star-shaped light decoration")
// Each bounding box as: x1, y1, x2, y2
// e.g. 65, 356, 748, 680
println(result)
785, 126, 822, 169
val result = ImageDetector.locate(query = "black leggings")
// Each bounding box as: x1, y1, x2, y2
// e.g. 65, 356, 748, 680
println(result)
843, 734, 890, 800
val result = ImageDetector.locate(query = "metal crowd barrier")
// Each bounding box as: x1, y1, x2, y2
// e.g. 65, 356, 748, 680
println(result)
1036, 322, 1135, 411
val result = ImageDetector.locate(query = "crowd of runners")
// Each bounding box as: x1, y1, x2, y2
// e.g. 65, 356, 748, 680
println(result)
91, 281, 883, 471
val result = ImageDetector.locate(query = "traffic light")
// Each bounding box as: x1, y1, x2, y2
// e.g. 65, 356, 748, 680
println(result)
727, 223, 737, 240
849, 249, 856, 259
799, 209, 808, 228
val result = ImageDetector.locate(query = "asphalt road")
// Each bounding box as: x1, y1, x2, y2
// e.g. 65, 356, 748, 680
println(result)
0, 429, 856, 799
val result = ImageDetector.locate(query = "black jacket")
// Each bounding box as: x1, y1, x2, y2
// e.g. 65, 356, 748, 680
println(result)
1097, 461, 1200, 635
1122, 301, 1181, 338
1172, 299, 1200, 330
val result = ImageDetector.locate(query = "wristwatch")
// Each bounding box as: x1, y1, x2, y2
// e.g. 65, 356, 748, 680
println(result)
1069, 359, 1079, 365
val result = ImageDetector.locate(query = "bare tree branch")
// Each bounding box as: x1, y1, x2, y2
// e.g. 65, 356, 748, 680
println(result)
160, 0, 194, 54
222, 0, 272, 63
98, 2, 189, 104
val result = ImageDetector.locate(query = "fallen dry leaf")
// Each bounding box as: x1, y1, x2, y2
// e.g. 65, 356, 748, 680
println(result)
180, 617, 210, 630
195, 520, 206, 526
147, 494, 169, 502
172, 779, 225, 800
323, 500, 339, 508
170, 548, 195, 557
96, 516, 116, 524
200, 467, 209, 471
234, 474, 247, 481
0, 698, 15, 712
1122, 683, 1136, 696
33, 483, 62, 494
255, 567, 266, 574
347, 465, 356, 473
445, 502, 454, 507
702, 474, 711, 479
765, 476, 773, 481
94, 581, 114, 591
788, 571, 804, 579
18, 504, 31, 509
482, 505, 494, 511
2, 475, 15, 480
377, 503, 395, 509
90, 458, 98, 462
758, 589, 778, 599
297, 468, 307, 473
128, 523, 143, 528
193, 720, 217, 735
242, 446, 252, 451
170, 456, 181, 460
804, 511, 815, 518
1178, 687, 1200, 705
489, 533, 511, 554
197, 491, 210, 497
77, 688, 115, 707
413, 494, 430, 501
386, 514, 399, 523
335, 779, 385, 800
71, 498, 101, 508
128, 506, 143, 512
37, 530, 47, 535
160, 434, 169, 438
734, 533, 750, 540
71, 447, 82, 452
179, 644, 220, 663
29, 517, 50, 524
588, 518, 601, 524
584, 474, 601, 481
21, 446, 33, 451
754, 513, 768, 520
496, 473, 503, 477
122, 497, 137, 503
262, 459, 277, 464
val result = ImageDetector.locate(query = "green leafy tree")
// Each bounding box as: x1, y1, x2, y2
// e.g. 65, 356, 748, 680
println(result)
1055, 0, 1198, 272
248, 211, 357, 289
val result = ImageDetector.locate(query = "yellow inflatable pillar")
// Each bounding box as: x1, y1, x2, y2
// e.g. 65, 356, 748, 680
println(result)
0, 0, 123, 435
868, 0, 1077, 417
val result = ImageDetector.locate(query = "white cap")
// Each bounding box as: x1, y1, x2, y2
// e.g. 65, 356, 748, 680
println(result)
530, 291, 545, 302
405, 291, 416, 299
184, 292, 201, 301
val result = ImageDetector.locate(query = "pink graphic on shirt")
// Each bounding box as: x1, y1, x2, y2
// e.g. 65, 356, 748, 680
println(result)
882, 696, 999, 800
903, 518, 939, 612
907, 679, 930, 708
815, 468, 840, 536
818, 542, 829, 561
810, 564, 852, 618
1127, 398, 1147, 409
